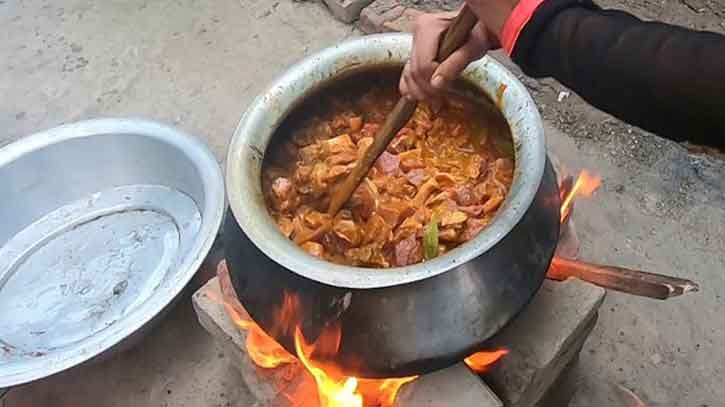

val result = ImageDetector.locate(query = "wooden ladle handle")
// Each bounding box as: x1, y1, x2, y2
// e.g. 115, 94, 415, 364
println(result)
437, 5, 479, 62
327, 6, 479, 216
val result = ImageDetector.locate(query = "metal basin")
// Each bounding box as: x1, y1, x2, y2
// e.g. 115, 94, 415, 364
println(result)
0, 118, 225, 388
225, 34, 560, 377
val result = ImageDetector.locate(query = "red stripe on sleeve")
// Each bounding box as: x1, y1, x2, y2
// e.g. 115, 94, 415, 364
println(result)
500, 0, 547, 55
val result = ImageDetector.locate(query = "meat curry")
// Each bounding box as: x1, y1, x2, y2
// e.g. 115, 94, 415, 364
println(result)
262, 70, 514, 268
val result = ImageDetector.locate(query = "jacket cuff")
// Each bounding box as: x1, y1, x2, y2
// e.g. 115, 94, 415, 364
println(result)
500, 0, 548, 55
502, 0, 599, 58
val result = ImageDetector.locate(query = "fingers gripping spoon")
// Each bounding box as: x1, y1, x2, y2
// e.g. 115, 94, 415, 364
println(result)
327, 6, 479, 216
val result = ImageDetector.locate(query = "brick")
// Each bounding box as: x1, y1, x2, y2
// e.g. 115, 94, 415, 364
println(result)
382, 7, 423, 33
482, 279, 606, 407
357, 0, 406, 33
194, 265, 605, 407
362, 0, 404, 16
358, 0, 443, 34
195, 271, 501, 407
395, 363, 502, 407
321, 0, 375, 23
192, 277, 312, 405
535, 352, 582, 407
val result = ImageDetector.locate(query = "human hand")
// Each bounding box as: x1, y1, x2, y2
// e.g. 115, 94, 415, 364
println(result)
465, 0, 520, 41
400, 12, 492, 102
400, 0, 521, 102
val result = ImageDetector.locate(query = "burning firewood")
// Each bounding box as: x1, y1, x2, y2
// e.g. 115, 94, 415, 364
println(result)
213, 260, 508, 407
552, 169, 699, 300
548, 257, 699, 300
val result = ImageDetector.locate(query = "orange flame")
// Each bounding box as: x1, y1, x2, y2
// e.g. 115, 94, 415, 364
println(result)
246, 323, 298, 368
464, 349, 509, 373
292, 323, 419, 407
295, 326, 364, 407
215, 282, 507, 406
361, 376, 419, 406
272, 293, 304, 338
218, 289, 418, 407
219, 294, 297, 369
560, 170, 602, 223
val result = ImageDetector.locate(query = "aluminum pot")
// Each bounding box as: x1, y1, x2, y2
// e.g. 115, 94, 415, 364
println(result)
224, 34, 560, 378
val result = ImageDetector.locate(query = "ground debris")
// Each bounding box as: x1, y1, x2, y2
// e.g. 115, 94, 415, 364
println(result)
612, 383, 647, 407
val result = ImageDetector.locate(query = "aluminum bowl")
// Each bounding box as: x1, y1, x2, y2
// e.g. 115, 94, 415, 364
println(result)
225, 34, 560, 377
0, 118, 225, 388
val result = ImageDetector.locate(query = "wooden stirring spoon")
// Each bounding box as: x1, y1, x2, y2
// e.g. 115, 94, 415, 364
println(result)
327, 6, 479, 216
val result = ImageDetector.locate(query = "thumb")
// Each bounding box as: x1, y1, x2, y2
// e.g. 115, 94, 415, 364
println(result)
430, 22, 490, 90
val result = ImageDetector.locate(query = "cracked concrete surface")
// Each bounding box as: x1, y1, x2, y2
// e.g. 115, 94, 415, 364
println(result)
3, 298, 256, 407
1, 1, 724, 406
0, 0, 357, 159
545, 123, 725, 407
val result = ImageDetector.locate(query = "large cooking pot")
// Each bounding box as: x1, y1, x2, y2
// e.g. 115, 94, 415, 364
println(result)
224, 33, 560, 378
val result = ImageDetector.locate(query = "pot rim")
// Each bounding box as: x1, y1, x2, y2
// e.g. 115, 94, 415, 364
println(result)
226, 33, 545, 289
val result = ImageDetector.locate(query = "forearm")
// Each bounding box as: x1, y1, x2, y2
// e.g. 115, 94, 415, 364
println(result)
505, 0, 725, 148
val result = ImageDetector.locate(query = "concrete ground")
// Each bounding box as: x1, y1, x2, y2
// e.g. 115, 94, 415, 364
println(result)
3, 293, 255, 407
1, 1, 724, 406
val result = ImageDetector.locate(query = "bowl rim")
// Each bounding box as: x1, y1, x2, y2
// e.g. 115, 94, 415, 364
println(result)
226, 33, 545, 289
0, 118, 225, 388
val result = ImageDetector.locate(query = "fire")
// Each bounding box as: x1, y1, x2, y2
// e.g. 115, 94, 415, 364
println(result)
560, 170, 602, 223
291, 322, 425, 407
363, 377, 419, 406
211, 170, 606, 407
464, 349, 509, 373
244, 322, 297, 368
295, 326, 364, 407
220, 289, 419, 407
215, 270, 508, 406
219, 294, 297, 368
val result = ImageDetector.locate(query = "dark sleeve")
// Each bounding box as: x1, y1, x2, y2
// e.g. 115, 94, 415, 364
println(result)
510, 0, 725, 149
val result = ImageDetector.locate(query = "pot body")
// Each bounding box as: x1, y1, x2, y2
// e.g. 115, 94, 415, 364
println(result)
224, 34, 560, 377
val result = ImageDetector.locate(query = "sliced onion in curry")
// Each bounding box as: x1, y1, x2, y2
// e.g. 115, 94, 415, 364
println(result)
261, 71, 514, 268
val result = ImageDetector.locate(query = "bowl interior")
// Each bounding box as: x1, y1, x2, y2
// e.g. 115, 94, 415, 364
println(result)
0, 119, 224, 387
